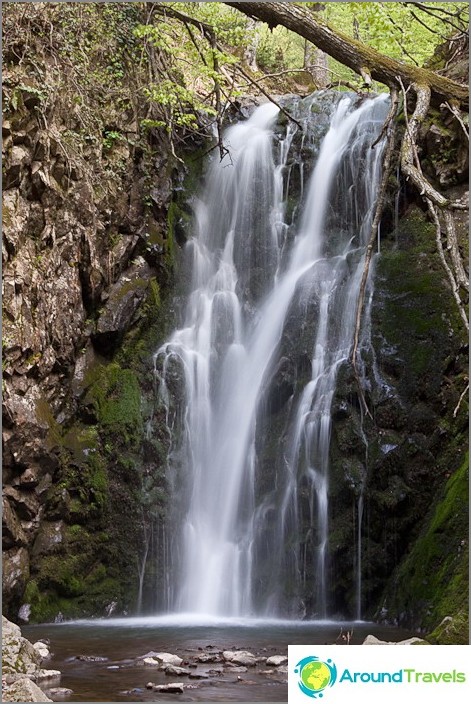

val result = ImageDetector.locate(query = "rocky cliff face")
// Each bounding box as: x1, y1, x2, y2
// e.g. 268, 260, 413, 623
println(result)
2, 3, 196, 621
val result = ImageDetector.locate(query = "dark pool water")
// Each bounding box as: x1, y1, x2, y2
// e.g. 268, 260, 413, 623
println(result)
23, 615, 420, 702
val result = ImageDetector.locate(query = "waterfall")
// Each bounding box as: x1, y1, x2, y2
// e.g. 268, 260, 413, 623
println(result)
155, 92, 389, 618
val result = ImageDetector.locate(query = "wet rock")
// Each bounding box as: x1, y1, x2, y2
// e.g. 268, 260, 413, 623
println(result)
34, 669, 61, 681
45, 688, 74, 698
75, 655, 108, 662
266, 655, 288, 666
152, 682, 184, 693
225, 666, 247, 673
3, 676, 53, 703
165, 665, 190, 676
144, 652, 183, 667
188, 672, 209, 679
196, 653, 221, 663
33, 641, 50, 660
222, 650, 257, 667
362, 634, 430, 645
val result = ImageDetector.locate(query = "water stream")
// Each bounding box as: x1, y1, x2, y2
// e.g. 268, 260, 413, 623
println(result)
155, 92, 389, 619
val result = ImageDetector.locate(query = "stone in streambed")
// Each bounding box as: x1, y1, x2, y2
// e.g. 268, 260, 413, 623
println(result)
33, 641, 51, 660
140, 651, 183, 667
196, 653, 221, 662
3, 677, 53, 703
362, 635, 430, 645
188, 672, 209, 679
222, 650, 257, 667
225, 665, 247, 673
34, 669, 62, 681
45, 687, 74, 698
165, 665, 190, 676
152, 682, 184, 693
266, 655, 287, 666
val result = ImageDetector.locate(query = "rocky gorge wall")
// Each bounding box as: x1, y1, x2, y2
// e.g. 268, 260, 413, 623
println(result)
2, 3, 198, 622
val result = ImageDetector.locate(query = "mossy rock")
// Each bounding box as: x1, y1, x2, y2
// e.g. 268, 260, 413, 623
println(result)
381, 453, 469, 639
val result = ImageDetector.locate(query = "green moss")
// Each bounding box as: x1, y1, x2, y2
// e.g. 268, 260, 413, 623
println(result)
384, 453, 469, 640
84, 362, 142, 439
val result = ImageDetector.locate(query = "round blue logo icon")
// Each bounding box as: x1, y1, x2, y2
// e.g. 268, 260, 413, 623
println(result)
294, 656, 338, 698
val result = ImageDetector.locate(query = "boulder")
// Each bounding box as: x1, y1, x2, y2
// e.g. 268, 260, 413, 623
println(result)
3, 677, 53, 703
1, 615, 41, 676
362, 634, 430, 645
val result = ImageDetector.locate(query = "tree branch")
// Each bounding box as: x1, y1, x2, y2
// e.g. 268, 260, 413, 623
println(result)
225, 1, 468, 108
233, 63, 303, 129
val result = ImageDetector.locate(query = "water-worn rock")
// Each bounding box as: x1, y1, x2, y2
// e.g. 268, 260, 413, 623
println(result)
165, 665, 190, 676
362, 635, 430, 645
188, 672, 209, 679
266, 655, 288, 666
222, 650, 257, 667
143, 652, 183, 667
1, 615, 41, 675
33, 641, 50, 660
34, 669, 62, 681
3, 676, 53, 702
45, 688, 74, 698
152, 682, 184, 693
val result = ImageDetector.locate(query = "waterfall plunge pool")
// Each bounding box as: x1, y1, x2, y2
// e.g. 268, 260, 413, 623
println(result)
23, 617, 420, 702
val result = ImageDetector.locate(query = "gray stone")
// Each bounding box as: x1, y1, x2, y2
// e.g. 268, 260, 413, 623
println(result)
362, 634, 430, 645
31, 521, 66, 556
143, 652, 183, 667
34, 669, 61, 681
1, 615, 40, 676
3, 677, 52, 702
44, 688, 73, 698
266, 655, 287, 666
165, 665, 190, 676
152, 682, 184, 693
222, 650, 257, 667
94, 258, 152, 351
33, 642, 50, 660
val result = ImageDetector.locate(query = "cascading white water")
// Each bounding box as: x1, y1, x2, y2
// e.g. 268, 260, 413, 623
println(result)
155, 92, 389, 618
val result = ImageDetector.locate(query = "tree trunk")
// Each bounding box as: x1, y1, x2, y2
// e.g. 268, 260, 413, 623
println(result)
225, 1, 468, 107
244, 18, 260, 72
